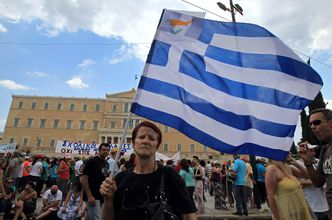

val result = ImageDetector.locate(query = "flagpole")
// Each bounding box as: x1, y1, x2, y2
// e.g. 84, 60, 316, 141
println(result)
109, 112, 132, 178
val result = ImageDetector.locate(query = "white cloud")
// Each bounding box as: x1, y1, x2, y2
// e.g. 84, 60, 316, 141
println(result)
66, 76, 89, 89
0, 23, 7, 32
25, 71, 49, 77
77, 59, 96, 69
108, 44, 134, 64
0, 0, 331, 60
0, 79, 34, 90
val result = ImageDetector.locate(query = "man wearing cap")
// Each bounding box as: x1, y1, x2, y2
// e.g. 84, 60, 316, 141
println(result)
299, 108, 332, 219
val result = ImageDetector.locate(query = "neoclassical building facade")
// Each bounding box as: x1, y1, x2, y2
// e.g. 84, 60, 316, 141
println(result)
2, 89, 223, 159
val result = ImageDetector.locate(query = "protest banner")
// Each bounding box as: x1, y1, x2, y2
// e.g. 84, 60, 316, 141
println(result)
55, 140, 133, 156
0, 143, 17, 153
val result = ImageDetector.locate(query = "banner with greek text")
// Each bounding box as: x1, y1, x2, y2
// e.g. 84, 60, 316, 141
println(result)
55, 140, 133, 156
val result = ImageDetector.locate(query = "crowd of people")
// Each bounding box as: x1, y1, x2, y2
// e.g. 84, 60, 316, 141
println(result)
0, 108, 332, 220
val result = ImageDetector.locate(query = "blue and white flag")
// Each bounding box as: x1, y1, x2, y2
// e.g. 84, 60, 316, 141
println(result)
131, 9, 323, 160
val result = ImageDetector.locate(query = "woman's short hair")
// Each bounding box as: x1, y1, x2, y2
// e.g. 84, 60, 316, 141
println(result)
132, 121, 162, 146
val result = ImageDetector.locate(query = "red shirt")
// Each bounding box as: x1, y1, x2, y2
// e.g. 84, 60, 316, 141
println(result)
58, 161, 70, 180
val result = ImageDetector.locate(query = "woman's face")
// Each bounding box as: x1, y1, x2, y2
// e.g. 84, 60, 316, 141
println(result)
133, 126, 159, 159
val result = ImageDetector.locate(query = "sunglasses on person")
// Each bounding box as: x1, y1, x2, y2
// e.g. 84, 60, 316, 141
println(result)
309, 120, 326, 127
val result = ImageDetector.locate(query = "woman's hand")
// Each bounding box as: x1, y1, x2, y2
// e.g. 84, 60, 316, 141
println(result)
100, 177, 117, 201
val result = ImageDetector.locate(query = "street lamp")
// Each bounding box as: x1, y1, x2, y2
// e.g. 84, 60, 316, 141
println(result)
217, 0, 243, 22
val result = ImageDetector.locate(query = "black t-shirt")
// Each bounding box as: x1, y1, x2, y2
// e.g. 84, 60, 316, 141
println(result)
82, 156, 109, 202
113, 165, 197, 220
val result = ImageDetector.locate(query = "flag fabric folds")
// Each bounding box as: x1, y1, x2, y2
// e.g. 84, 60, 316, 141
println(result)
131, 9, 323, 160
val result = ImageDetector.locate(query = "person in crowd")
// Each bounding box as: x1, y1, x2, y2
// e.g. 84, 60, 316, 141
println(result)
210, 161, 227, 210
57, 182, 84, 220
57, 154, 72, 200
29, 156, 43, 196
179, 158, 195, 202
20, 156, 31, 191
49, 158, 59, 187
40, 157, 50, 197
6, 151, 23, 193
107, 149, 119, 176
74, 157, 83, 183
207, 161, 213, 196
118, 158, 126, 173
231, 154, 248, 216
199, 160, 207, 202
256, 157, 267, 209
0, 177, 15, 220
100, 121, 197, 220
242, 155, 255, 209
13, 180, 37, 220
266, 154, 312, 220
1, 158, 12, 220
124, 153, 135, 170
220, 163, 232, 208
299, 108, 332, 219
69, 159, 76, 185
36, 185, 63, 220
80, 143, 110, 220
193, 155, 205, 214
297, 149, 329, 220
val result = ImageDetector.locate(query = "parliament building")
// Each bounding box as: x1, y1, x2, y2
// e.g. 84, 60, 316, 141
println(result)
2, 89, 222, 159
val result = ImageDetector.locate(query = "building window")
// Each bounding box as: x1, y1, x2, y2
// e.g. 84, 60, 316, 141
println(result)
44, 103, 49, 110
96, 104, 100, 112
18, 102, 23, 109
83, 104, 87, 112
66, 120, 72, 129
110, 121, 116, 129
204, 146, 208, 152
124, 103, 130, 112
128, 119, 133, 129
23, 138, 28, 146
135, 119, 140, 127
31, 102, 36, 109
13, 118, 20, 128
177, 144, 182, 152
36, 138, 42, 147
9, 138, 15, 143
80, 120, 85, 130
126, 137, 132, 143
112, 105, 117, 113
70, 104, 75, 111
57, 103, 62, 110
122, 118, 127, 128
190, 144, 195, 153
93, 121, 99, 130
50, 139, 55, 147
40, 119, 46, 128
53, 119, 59, 129
163, 143, 169, 152
27, 118, 33, 128
164, 126, 169, 133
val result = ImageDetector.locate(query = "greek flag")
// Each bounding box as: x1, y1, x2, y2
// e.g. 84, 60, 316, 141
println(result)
131, 9, 323, 160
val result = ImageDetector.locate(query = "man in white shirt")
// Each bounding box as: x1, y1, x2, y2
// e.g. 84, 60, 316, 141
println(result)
36, 185, 62, 219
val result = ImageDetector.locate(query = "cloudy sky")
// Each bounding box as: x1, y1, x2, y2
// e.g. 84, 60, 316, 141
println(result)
0, 0, 331, 142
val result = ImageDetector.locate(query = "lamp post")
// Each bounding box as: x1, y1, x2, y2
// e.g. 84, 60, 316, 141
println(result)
217, 0, 243, 22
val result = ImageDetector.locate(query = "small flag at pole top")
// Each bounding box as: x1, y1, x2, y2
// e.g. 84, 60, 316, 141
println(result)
131, 9, 323, 160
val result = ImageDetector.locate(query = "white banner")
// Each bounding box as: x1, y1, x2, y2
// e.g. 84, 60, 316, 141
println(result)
155, 151, 181, 162
55, 140, 133, 156
0, 143, 17, 153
